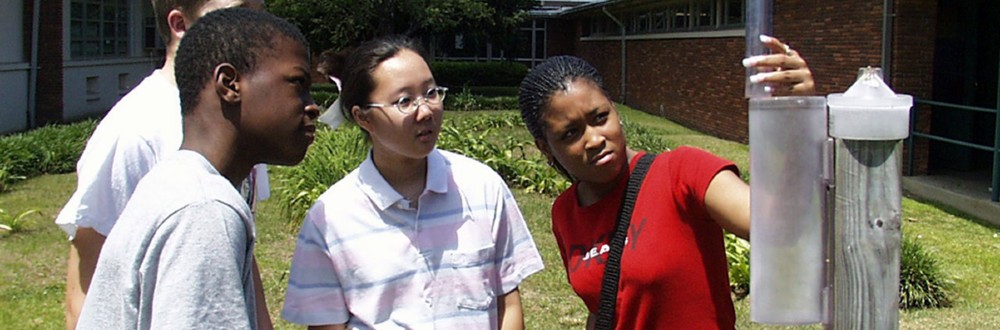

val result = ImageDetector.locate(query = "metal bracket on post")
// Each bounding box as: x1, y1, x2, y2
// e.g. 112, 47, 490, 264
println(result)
822, 137, 836, 329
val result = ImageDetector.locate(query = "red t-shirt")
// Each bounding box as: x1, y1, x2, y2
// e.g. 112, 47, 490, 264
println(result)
551, 147, 738, 329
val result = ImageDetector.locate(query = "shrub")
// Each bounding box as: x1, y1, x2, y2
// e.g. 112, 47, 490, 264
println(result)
460, 86, 519, 97
446, 89, 518, 112
312, 91, 339, 109
271, 125, 369, 224
431, 61, 528, 87
725, 233, 750, 299
0, 119, 97, 188
621, 115, 671, 152
900, 235, 954, 309
0, 208, 40, 234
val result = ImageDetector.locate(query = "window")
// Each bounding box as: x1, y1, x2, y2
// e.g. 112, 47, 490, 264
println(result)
670, 5, 690, 31
723, 0, 744, 27
693, 2, 715, 29
584, 0, 744, 37
70, 0, 130, 59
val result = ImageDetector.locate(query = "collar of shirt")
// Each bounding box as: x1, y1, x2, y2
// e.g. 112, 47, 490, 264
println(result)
357, 148, 450, 212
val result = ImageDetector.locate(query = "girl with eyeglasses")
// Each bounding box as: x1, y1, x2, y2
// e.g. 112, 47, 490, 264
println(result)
281, 35, 544, 330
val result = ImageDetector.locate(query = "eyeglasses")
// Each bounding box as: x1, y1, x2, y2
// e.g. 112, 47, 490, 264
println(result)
365, 87, 449, 115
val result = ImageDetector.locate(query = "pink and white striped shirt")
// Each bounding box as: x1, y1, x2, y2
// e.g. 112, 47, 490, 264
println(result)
282, 148, 544, 329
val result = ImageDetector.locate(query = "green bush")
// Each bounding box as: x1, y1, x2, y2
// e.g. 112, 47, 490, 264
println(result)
446, 89, 518, 111
726, 233, 750, 299
0, 119, 97, 188
460, 86, 520, 97
310, 83, 339, 93
312, 91, 339, 109
270, 125, 369, 224
621, 115, 671, 152
900, 235, 954, 309
431, 61, 528, 87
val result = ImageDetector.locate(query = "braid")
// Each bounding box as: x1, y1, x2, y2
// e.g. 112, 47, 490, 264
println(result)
518, 56, 608, 141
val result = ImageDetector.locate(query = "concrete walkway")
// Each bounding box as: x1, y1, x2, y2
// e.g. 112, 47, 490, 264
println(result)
903, 170, 1000, 227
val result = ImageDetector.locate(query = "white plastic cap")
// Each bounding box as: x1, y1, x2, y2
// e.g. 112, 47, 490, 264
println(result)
827, 67, 913, 140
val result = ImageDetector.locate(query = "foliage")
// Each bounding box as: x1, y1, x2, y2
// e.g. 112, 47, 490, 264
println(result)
267, 0, 534, 53
0, 119, 96, 189
437, 113, 569, 195
0, 166, 25, 193
431, 61, 528, 87
271, 125, 369, 224
900, 234, 954, 309
459, 85, 519, 97
620, 115, 672, 152
446, 88, 518, 112
0, 208, 39, 234
725, 233, 751, 299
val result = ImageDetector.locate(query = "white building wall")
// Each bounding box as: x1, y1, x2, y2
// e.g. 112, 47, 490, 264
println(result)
61, 0, 158, 121
1, 0, 29, 134
62, 58, 157, 120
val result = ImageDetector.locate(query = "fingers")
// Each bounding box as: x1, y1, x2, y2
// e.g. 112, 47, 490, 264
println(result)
742, 34, 815, 96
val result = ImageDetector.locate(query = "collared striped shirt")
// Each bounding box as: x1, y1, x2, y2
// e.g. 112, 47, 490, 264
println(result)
282, 148, 544, 329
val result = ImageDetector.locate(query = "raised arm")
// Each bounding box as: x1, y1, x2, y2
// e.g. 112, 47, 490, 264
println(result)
704, 170, 750, 240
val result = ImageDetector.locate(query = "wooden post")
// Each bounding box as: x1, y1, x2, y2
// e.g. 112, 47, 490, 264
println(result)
830, 139, 903, 329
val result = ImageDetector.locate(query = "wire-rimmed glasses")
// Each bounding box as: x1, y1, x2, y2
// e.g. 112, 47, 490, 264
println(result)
365, 87, 449, 115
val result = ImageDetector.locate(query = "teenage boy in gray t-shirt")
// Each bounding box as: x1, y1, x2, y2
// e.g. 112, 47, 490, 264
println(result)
77, 8, 319, 329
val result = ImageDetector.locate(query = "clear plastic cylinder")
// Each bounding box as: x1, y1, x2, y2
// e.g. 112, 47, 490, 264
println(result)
749, 96, 827, 324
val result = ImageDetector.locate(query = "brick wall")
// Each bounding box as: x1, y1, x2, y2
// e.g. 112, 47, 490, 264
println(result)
545, 18, 576, 57
550, 1, 939, 175
34, 0, 63, 125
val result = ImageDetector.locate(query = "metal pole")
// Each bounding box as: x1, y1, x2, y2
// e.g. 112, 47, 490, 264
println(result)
27, 0, 41, 129
881, 0, 894, 86
992, 52, 1000, 202
907, 102, 916, 176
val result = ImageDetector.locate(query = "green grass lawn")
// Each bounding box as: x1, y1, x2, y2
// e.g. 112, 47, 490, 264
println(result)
2, 108, 999, 329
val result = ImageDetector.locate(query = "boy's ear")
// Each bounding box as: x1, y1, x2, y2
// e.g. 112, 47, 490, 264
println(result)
166, 9, 189, 42
214, 64, 241, 103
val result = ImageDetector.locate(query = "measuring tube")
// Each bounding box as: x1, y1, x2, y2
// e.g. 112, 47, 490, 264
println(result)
745, 0, 773, 98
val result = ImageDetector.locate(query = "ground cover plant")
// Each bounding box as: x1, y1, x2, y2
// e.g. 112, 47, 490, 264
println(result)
0, 119, 96, 190
1, 106, 993, 329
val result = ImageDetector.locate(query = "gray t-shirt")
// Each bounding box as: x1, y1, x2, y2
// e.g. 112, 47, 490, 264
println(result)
78, 150, 257, 329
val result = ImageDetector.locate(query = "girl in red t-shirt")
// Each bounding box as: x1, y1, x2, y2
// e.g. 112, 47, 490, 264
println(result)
517, 36, 814, 329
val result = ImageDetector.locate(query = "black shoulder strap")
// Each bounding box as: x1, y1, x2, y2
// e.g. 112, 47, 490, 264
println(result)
594, 153, 657, 330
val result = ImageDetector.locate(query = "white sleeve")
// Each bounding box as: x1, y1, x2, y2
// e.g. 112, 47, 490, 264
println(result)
56, 131, 157, 238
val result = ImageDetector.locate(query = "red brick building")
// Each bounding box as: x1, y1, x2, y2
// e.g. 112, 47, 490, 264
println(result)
539, 0, 998, 205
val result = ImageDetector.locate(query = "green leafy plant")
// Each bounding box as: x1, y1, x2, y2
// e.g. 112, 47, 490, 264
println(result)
0, 208, 40, 234
900, 234, 954, 309
0, 119, 97, 187
271, 125, 369, 224
431, 61, 528, 87
0, 165, 26, 193
447, 87, 481, 111
725, 232, 751, 299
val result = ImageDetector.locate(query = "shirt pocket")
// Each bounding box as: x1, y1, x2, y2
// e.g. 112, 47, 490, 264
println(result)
441, 244, 496, 311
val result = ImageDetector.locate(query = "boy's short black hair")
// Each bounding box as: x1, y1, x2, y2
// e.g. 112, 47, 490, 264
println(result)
175, 7, 309, 114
